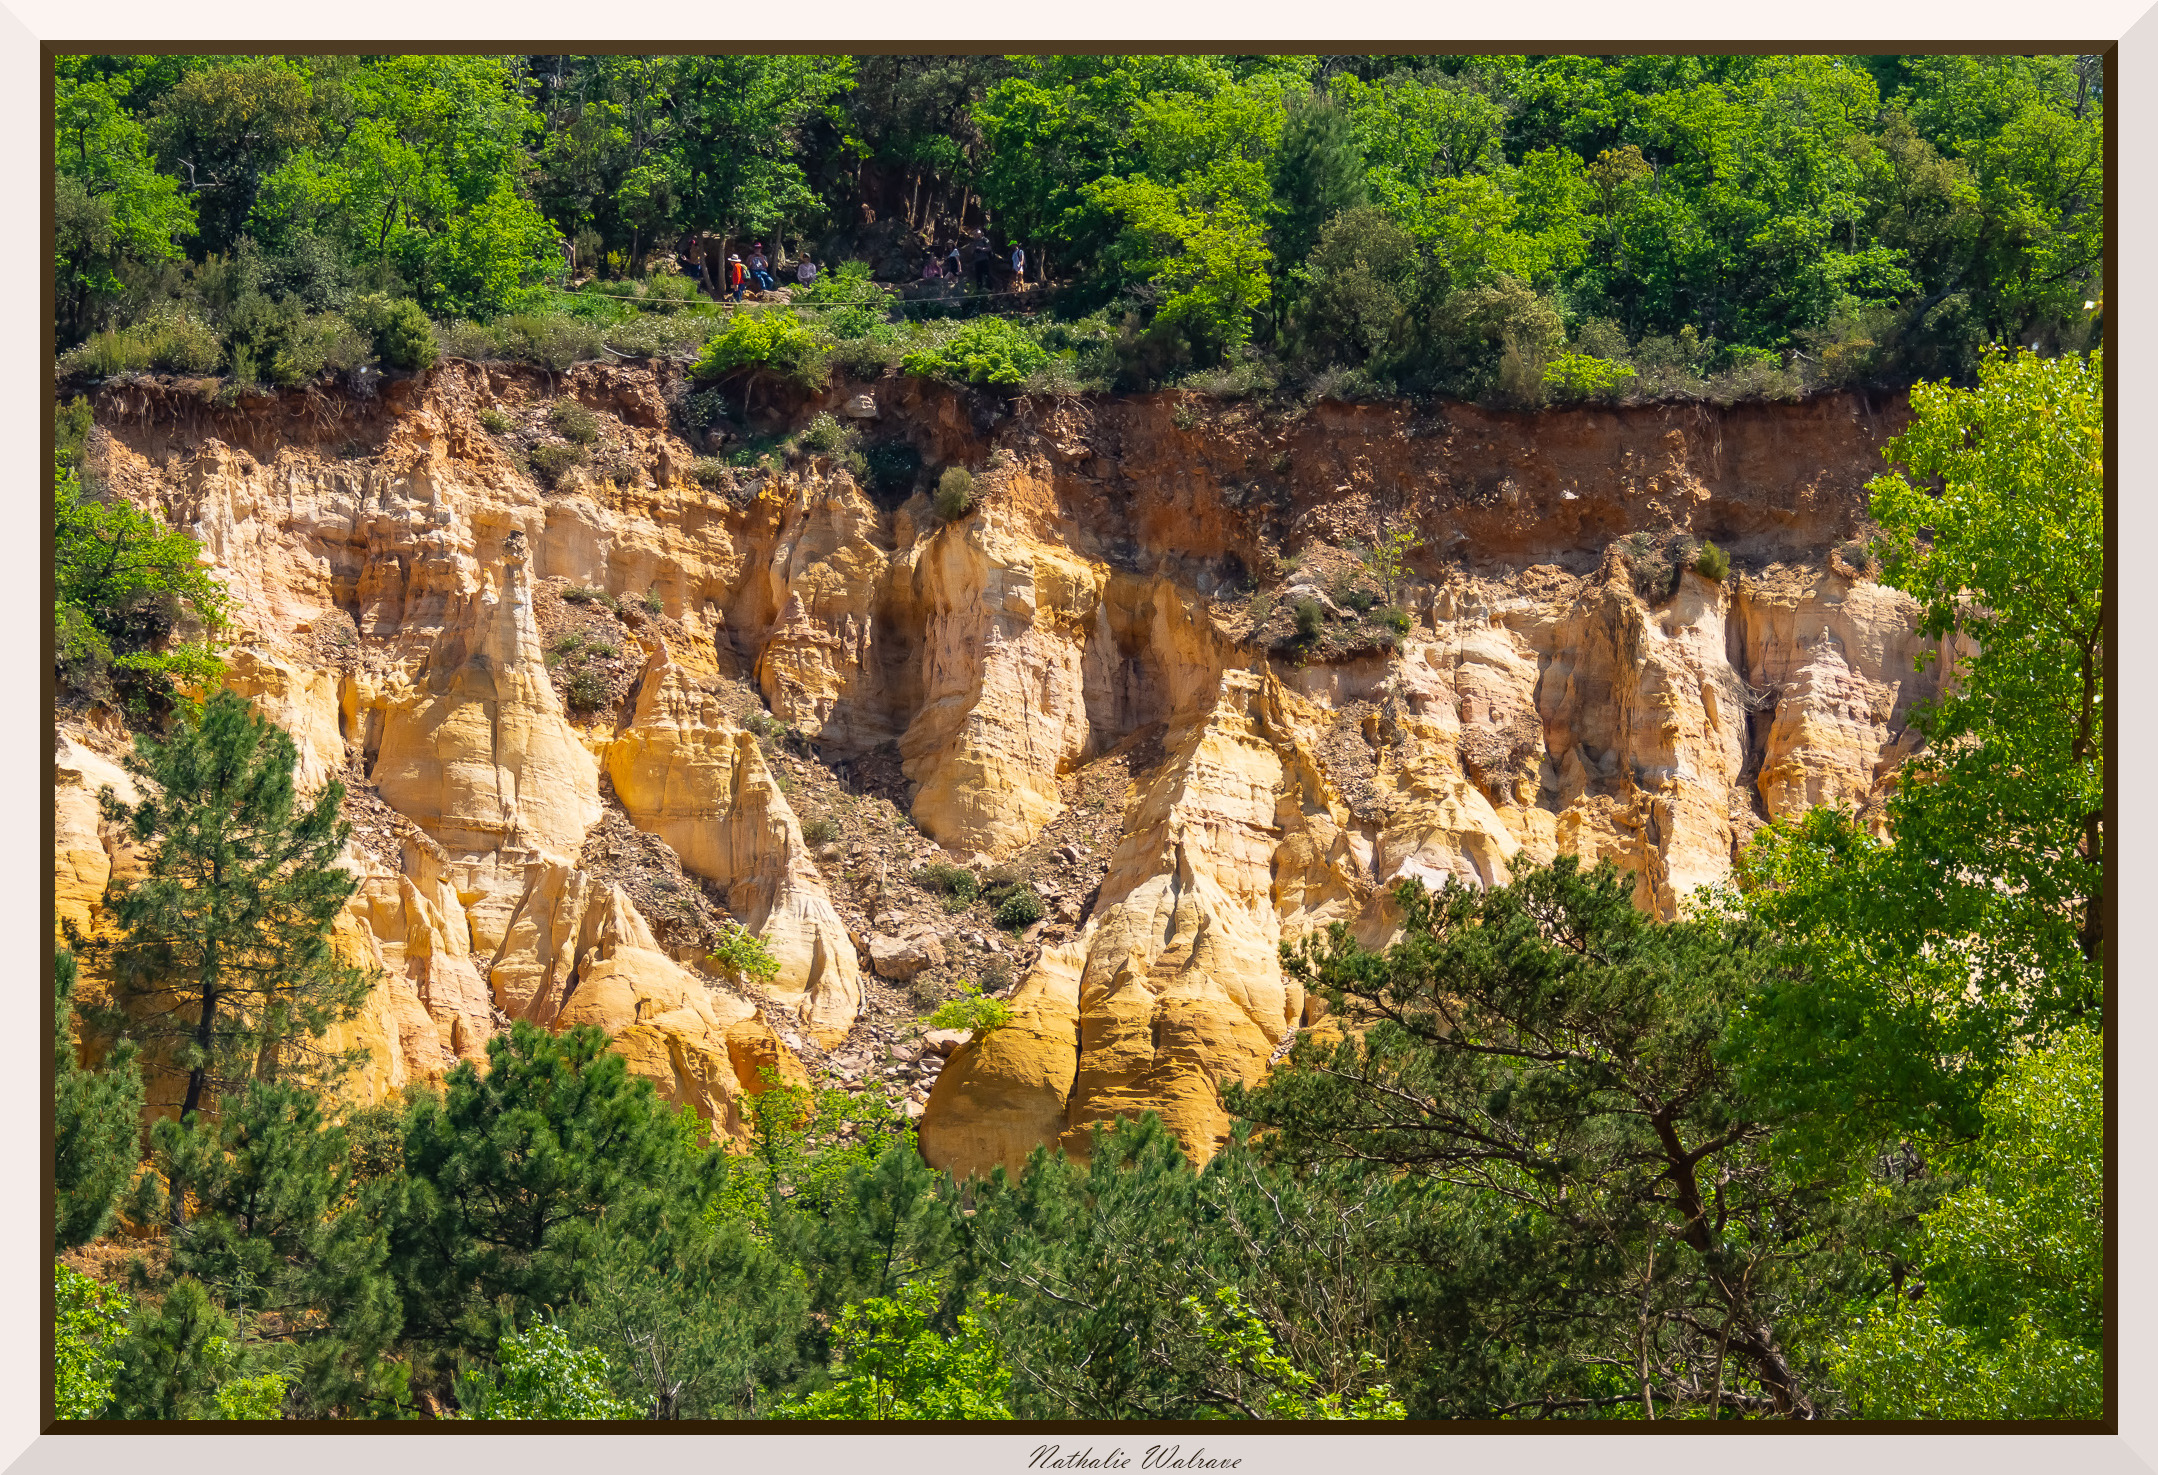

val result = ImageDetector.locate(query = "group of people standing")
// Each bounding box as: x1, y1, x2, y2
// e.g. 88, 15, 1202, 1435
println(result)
678, 228, 1029, 306
922, 230, 1026, 292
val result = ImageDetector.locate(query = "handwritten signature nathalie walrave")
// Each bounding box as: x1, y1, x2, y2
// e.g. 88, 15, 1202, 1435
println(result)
1029, 1448, 1242, 1471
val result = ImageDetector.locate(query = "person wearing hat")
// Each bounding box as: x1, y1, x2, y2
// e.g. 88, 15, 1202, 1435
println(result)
725, 253, 747, 303
748, 242, 776, 292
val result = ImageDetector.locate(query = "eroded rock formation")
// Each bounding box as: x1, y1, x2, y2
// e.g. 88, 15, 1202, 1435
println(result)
57, 364, 1948, 1164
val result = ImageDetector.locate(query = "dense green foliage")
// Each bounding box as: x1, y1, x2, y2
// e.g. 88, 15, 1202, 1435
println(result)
48, 93, 2102, 1414
54, 948, 145, 1250
54, 398, 231, 713
1830, 1027, 2101, 1418
1233, 858, 1898, 1418
54, 1263, 131, 1419
1731, 350, 2103, 1167
56, 52, 2099, 404
456, 1322, 638, 1419
775, 1281, 1015, 1419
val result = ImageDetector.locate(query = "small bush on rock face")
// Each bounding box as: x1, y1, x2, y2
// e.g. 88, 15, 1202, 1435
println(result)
924, 979, 1015, 1037
1294, 598, 1324, 641
1381, 606, 1413, 635
1694, 540, 1731, 582
529, 441, 588, 488
992, 886, 1045, 931
799, 412, 853, 456
561, 666, 610, 709
690, 457, 732, 488
549, 399, 600, 444
917, 862, 979, 911
561, 584, 619, 611
934, 467, 975, 522
709, 921, 781, 986
801, 814, 839, 846
478, 406, 511, 433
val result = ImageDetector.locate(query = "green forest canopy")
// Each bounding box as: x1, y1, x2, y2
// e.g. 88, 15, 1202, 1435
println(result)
55, 52, 2101, 397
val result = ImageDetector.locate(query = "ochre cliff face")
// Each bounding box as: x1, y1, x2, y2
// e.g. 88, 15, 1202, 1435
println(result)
58, 364, 1947, 1163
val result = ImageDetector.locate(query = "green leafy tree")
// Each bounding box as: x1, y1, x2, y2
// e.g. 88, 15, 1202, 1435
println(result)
55, 1262, 131, 1420
253, 56, 558, 316
54, 467, 231, 707
775, 1282, 1013, 1420
707, 920, 781, 987
1182, 1287, 1405, 1419
1733, 348, 2103, 1162
1830, 1025, 2100, 1419
1268, 92, 1367, 274
145, 56, 319, 257
54, 57, 197, 340
1294, 206, 1416, 367
963, 1115, 1411, 1419
54, 947, 145, 1250
456, 1321, 637, 1420
95, 692, 372, 1126
1232, 858, 1904, 1419
667, 55, 855, 244
126, 1073, 412, 1418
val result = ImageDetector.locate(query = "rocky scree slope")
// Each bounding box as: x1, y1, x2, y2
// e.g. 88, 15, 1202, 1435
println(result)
54, 362, 1954, 1171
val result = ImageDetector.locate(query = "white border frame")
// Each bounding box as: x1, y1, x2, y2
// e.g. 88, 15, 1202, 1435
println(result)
5, 9, 2150, 1475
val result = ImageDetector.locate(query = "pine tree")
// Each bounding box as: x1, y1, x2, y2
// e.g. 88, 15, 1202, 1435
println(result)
54, 946, 145, 1250
388, 1022, 718, 1366
96, 691, 372, 1125
1269, 92, 1367, 272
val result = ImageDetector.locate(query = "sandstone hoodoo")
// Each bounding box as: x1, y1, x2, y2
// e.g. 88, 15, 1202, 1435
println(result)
55, 362, 1951, 1163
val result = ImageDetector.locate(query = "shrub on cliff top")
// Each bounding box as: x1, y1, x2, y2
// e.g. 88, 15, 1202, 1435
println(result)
690, 309, 828, 391
349, 294, 438, 372
901, 317, 1050, 389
